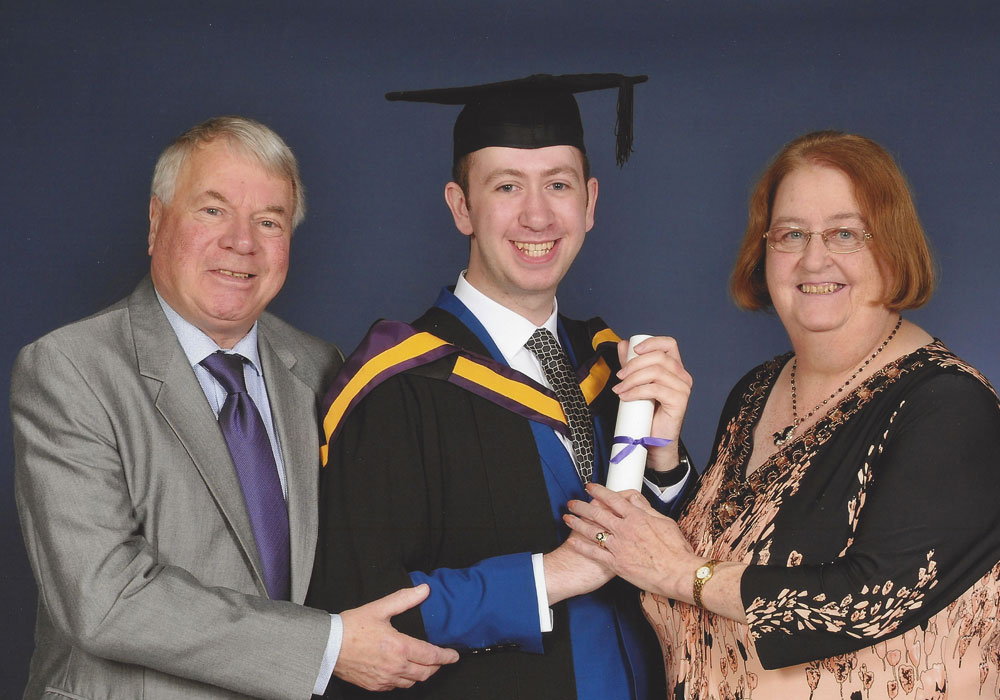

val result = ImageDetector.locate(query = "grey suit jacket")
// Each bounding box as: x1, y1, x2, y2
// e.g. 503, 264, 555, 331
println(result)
12, 277, 344, 700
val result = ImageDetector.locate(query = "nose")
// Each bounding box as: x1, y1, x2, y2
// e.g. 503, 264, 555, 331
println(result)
518, 188, 554, 231
800, 232, 831, 269
218, 217, 258, 254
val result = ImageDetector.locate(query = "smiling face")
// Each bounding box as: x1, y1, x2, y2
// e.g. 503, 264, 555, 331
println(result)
765, 163, 889, 341
148, 139, 294, 348
444, 145, 598, 324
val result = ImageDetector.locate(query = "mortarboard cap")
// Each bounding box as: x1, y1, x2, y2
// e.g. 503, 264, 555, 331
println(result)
386, 73, 648, 167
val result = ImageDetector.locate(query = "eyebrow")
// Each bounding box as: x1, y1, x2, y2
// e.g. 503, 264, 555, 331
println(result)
482, 168, 525, 183
770, 212, 865, 227
481, 165, 580, 184
200, 190, 287, 217
202, 190, 230, 205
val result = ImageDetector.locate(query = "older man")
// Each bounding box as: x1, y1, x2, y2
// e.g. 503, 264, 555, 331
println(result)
12, 116, 456, 700
309, 75, 692, 699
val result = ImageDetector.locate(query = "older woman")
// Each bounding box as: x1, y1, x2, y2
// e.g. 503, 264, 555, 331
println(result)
566, 131, 1000, 698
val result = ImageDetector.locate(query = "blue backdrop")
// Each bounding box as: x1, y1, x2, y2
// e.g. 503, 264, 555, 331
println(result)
3, 1, 997, 693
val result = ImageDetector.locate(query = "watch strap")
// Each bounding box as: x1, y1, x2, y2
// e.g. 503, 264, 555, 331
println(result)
693, 558, 721, 609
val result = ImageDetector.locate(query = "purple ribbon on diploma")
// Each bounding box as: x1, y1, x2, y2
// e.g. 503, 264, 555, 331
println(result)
610, 435, 673, 463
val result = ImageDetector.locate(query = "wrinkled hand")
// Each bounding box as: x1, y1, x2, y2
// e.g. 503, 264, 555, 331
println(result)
335, 584, 459, 691
564, 483, 697, 598
542, 531, 615, 605
614, 336, 692, 472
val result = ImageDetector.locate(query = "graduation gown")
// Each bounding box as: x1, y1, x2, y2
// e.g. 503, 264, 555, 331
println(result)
308, 290, 665, 699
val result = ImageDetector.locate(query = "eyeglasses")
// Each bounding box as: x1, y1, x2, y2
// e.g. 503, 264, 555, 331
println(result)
763, 227, 872, 254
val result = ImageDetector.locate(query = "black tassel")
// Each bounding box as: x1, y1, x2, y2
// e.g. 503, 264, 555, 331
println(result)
614, 79, 635, 167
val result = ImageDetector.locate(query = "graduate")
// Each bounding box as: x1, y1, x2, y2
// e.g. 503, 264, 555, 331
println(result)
308, 73, 693, 699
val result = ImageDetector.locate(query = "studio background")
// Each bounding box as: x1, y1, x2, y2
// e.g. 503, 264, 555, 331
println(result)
2, 1, 997, 693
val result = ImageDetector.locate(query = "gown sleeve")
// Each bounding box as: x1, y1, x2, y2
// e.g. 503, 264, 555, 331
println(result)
740, 371, 1000, 669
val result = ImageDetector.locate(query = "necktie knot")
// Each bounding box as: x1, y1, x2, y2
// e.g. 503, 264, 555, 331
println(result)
524, 328, 562, 366
200, 351, 248, 395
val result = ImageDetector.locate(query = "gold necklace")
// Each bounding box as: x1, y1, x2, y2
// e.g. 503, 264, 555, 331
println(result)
772, 316, 902, 447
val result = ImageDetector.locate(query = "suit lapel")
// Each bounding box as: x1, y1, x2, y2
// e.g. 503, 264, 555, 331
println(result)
129, 278, 268, 596
257, 323, 319, 604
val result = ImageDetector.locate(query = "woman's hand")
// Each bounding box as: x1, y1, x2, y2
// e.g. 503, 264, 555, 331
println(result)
566, 483, 749, 622
564, 483, 697, 598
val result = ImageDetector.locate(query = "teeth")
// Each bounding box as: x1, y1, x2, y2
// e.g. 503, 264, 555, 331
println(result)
219, 269, 251, 279
514, 241, 555, 257
799, 283, 842, 294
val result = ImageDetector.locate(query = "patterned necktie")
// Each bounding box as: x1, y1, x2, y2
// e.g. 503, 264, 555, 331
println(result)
200, 351, 290, 600
524, 328, 595, 483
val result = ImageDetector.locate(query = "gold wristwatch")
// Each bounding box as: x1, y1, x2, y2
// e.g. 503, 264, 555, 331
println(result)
693, 559, 721, 609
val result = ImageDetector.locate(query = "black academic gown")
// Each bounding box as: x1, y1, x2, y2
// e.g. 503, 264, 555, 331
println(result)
309, 302, 666, 699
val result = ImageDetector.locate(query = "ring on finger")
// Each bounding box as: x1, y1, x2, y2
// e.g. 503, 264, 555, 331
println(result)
595, 531, 609, 548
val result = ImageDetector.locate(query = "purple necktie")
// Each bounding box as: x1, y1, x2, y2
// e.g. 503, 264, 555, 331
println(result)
200, 351, 290, 600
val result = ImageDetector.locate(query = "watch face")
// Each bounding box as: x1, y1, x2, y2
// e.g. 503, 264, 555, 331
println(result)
696, 565, 711, 580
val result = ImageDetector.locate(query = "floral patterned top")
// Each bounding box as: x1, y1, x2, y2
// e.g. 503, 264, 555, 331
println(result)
643, 341, 1000, 699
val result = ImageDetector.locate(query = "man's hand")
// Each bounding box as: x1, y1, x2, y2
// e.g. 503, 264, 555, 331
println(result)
614, 335, 693, 472
335, 584, 460, 691
542, 532, 615, 606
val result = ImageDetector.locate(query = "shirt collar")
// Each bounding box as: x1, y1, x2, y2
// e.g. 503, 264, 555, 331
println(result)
155, 289, 262, 376
453, 271, 560, 364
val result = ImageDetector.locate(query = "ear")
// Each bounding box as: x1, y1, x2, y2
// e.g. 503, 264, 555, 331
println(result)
444, 182, 474, 237
148, 197, 162, 255
584, 177, 599, 232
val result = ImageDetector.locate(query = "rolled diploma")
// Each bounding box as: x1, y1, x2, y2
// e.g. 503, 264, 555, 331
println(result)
605, 334, 655, 492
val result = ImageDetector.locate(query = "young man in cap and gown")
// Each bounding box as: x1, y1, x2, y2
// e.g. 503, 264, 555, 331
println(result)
308, 74, 693, 699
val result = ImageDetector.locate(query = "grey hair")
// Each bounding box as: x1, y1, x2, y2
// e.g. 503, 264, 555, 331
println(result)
150, 116, 306, 228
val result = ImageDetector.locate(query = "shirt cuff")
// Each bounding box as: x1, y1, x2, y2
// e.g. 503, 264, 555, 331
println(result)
530, 552, 554, 633
312, 613, 343, 695
644, 463, 691, 503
